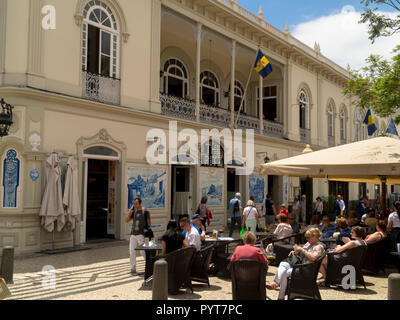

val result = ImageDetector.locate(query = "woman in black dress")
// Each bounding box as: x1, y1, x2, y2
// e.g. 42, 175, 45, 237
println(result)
161, 220, 188, 255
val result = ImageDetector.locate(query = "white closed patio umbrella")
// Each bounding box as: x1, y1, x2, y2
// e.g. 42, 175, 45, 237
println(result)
260, 136, 400, 216
39, 153, 66, 234
63, 156, 81, 232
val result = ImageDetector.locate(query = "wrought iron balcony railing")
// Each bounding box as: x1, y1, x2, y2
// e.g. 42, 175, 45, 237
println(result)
82, 71, 120, 105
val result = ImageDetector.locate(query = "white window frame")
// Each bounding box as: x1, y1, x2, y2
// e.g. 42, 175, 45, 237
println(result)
82, 1, 120, 78
327, 103, 334, 137
339, 108, 346, 141
163, 58, 189, 98
299, 89, 310, 129
200, 70, 220, 105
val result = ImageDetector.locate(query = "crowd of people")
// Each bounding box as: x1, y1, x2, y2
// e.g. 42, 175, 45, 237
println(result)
125, 192, 400, 299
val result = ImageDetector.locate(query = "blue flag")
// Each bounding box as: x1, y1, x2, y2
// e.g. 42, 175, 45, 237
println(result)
363, 109, 377, 136
253, 49, 272, 78
386, 118, 399, 136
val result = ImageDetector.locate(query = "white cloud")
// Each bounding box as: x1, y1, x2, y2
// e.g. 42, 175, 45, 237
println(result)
292, 5, 400, 70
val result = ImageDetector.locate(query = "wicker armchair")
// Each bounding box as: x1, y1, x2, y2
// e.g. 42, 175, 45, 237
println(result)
230, 259, 267, 300
163, 246, 196, 295
214, 239, 243, 278
326, 245, 367, 289
191, 243, 215, 287
286, 253, 326, 300
271, 233, 301, 266
362, 237, 389, 275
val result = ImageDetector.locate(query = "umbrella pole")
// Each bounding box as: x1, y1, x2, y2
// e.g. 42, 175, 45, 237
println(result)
381, 177, 388, 219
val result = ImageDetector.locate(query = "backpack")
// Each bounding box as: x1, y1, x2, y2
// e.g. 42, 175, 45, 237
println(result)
233, 199, 240, 215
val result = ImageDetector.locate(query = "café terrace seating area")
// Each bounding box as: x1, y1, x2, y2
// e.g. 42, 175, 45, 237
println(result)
133, 221, 400, 300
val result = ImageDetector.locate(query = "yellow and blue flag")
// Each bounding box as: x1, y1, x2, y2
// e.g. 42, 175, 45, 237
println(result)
386, 118, 399, 136
254, 49, 272, 78
363, 109, 377, 136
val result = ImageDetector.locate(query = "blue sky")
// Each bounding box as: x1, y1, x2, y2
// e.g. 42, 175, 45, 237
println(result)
237, 1, 399, 69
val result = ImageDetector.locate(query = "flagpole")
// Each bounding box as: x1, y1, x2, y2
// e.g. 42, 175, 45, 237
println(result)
234, 48, 259, 129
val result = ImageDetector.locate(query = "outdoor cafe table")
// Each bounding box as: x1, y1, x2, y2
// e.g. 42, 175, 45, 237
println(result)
135, 242, 162, 282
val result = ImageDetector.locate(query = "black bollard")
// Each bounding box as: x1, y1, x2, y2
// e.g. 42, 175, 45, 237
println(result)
0, 246, 14, 284
388, 273, 400, 300
152, 258, 168, 300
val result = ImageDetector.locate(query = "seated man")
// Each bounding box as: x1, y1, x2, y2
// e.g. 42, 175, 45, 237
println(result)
231, 231, 268, 265
319, 215, 337, 239
191, 214, 206, 241
288, 213, 300, 233
179, 216, 201, 252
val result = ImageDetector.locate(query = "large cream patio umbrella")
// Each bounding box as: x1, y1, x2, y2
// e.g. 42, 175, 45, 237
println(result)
260, 136, 400, 216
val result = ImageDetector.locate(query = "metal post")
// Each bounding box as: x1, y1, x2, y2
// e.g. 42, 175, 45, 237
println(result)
152, 258, 168, 300
0, 246, 14, 284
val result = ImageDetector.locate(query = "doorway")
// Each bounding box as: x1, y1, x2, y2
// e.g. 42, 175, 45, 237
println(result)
86, 159, 116, 241
171, 165, 194, 221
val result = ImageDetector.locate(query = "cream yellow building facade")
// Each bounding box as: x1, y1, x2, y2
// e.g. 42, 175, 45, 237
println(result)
0, 0, 393, 255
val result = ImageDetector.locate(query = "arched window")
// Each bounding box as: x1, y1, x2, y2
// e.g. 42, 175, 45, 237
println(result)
200, 70, 220, 106
228, 80, 245, 112
355, 110, 363, 141
339, 106, 346, 142
82, 1, 119, 78
327, 103, 334, 137
299, 89, 309, 129
163, 58, 189, 98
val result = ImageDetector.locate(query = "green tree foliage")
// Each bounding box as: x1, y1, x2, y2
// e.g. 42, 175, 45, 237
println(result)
344, 46, 400, 123
359, 0, 400, 42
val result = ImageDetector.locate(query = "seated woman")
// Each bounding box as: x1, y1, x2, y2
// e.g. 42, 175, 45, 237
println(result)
230, 231, 268, 265
365, 220, 387, 244
266, 228, 325, 300
364, 208, 378, 232
265, 214, 293, 252
161, 220, 188, 255
335, 216, 351, 246
273, 214, 293, 241
318, 226, 366, 285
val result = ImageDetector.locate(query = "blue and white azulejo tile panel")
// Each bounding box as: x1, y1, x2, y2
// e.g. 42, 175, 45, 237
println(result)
2, 149, 20, 208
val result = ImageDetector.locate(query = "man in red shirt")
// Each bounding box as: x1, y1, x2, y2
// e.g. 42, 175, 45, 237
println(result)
230, 231, 268, 265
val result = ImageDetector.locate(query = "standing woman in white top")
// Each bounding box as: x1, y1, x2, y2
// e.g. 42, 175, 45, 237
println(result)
242, 200, 261, 232
388, 201, 400, 251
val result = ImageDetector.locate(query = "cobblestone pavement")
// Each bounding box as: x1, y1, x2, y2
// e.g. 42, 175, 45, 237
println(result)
3, 240, 395, 300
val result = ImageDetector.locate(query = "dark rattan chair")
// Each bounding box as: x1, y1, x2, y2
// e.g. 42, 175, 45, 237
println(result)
230, 259, 267, 300
362, 237, 389, 275
271, 233, 300, 265
286, 253, 326, 300
215, 239, 243, 278
164, 246, 196, 295
326, 245, 367, 289
191, 243, 215, 287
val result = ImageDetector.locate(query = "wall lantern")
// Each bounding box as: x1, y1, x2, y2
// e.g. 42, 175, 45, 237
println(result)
0, 98, 13, 138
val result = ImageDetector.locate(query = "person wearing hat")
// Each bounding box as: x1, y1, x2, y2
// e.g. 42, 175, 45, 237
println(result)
191, 213, 206, 241
229, 193, 243, 237
242, 200, 261, 232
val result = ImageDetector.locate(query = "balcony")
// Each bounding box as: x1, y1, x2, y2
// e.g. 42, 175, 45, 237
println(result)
263, 120, 284, 139
82, 71, 120, 105
160, 93, 285, 139
236, 113, 260, 133
300, 128, 311, 144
